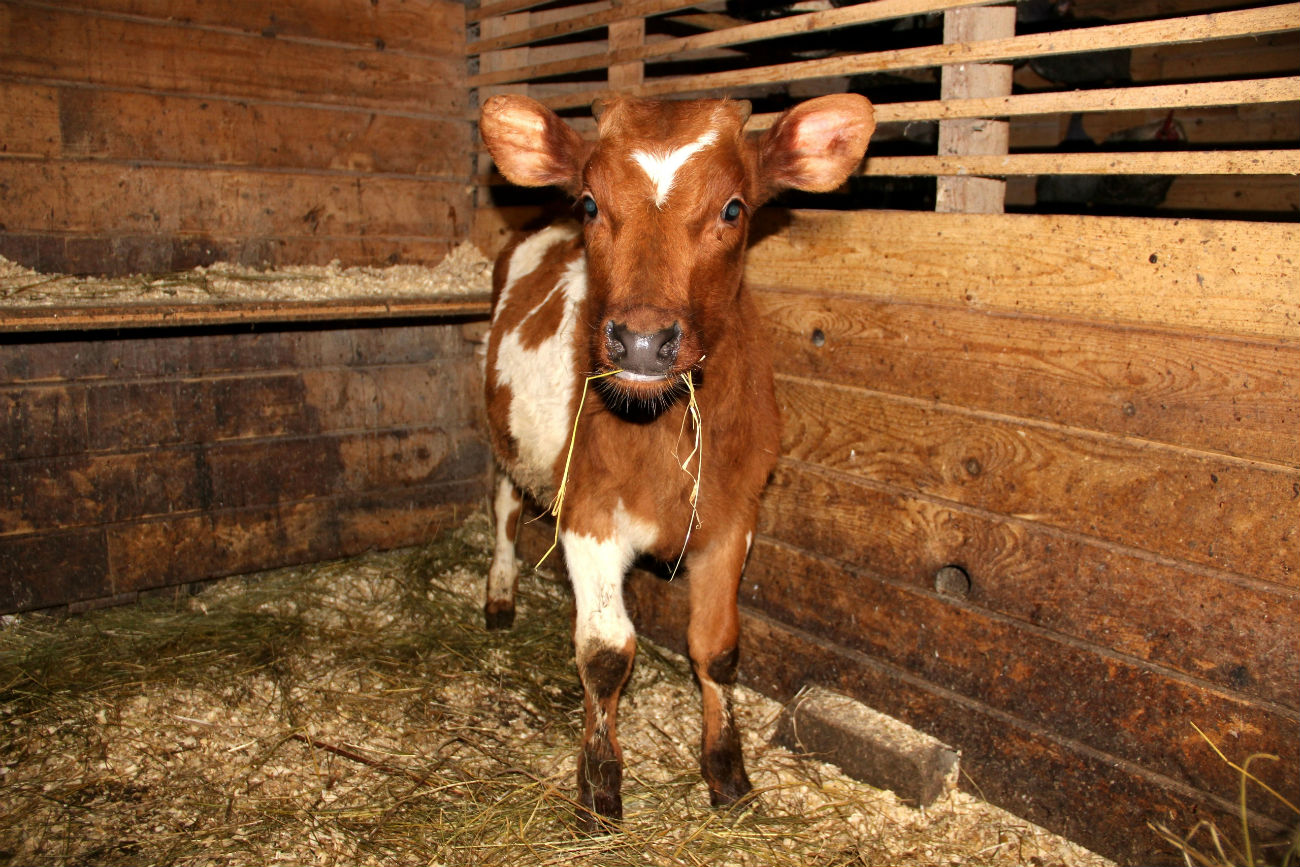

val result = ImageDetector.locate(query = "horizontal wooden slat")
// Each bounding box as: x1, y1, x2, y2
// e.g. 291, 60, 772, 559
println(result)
739, 538, 1298, 819
743, 77, 1300, 130
0, 295, 491, 334
538, 4, 1300, 109
1, 4, 465, 114
468, 0, 1001, 85
45, 0, 466, 55
0, 82, 470, 177
745, 210, 1299, 339
864, 149, 1300, 176
0, 159, 468, 241
777, 375, 1298, 579
757, 459, 1300, 704
467, 0, 681, 53
757, 289, 1300, 467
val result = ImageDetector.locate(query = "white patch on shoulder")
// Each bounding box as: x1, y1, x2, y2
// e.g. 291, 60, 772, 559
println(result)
493, 223, 581, 320
493, 241, 587, 496
631, 129, 719, 208
562, 502, 659, 652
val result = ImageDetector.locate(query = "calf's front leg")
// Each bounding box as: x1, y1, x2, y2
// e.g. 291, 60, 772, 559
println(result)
561, 521, 640, 831
485, 474, 523, 630
687, 526, 754, 807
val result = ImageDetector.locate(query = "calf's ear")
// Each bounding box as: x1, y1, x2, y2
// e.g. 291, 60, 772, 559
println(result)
480, 94, 590, 194
758, 94, 876, 197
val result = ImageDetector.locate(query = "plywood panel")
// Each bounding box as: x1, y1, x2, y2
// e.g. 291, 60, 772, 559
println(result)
757, 289, 1300, 467
746, 210, 1299, 339
756, 461, 1300, 705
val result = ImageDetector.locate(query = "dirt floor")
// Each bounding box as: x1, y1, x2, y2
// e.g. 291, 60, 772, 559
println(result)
0, 513, 1118, 866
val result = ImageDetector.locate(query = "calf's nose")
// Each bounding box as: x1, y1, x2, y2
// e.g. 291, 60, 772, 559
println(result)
605, 320, 681, 379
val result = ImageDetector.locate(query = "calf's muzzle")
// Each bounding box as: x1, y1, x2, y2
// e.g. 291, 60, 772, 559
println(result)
605, 320, 681, 381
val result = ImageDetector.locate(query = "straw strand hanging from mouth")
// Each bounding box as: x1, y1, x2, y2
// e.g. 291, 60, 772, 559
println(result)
670, 370, 703, 579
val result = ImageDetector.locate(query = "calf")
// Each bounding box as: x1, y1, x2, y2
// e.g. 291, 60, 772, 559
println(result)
478, 93, 875, 828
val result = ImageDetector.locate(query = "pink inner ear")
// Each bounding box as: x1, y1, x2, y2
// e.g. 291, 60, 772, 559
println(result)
791, 110, 854, 153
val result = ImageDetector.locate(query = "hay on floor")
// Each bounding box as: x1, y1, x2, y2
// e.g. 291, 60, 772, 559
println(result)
0, 513, 1115, 866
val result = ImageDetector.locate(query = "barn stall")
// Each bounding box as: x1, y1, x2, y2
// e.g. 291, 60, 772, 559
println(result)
1, 0, 1297, 864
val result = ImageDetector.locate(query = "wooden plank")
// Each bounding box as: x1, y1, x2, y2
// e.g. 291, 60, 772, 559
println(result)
0, 232, 464, 277
0, 294, 491, 333
0, 528, 109, 612
608, 18, 645, 90
1162, 175, 1300, 213
1, 4, 465, 115
104, 478, 484, 596
0, 320, 477, 384
538, 4, 1300, 109
745, 210, 1300, 340
468, 0, 1000, 85
864, 149, 1300, 176
1131, 32, 1300, 83
467, 0, 673, 54
0, 159, 468, 241
756, 460, 1300, 706
936, 6, 1016, 214
777, 375, 1299, 584
0, 82, 471, 178
48, 0, 466, 55
738, 539, 1299, 821
756, 289, 1300, 467
619, 566, 1293, 866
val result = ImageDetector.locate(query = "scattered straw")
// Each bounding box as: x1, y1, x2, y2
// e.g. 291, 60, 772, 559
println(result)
671, 370, 704, 577
0, 512, 1115, 867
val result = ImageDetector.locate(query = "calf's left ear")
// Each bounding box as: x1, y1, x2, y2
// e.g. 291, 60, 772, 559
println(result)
480, 94, 590, 195
758, 93, 876, 197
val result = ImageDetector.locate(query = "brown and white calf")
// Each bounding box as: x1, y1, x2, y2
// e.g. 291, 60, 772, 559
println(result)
478, 93, 874, 828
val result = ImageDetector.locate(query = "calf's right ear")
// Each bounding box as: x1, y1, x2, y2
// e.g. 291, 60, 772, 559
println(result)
480, 95, 590, 195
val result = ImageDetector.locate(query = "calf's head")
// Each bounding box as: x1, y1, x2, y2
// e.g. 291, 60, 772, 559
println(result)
480, 93, 875, 409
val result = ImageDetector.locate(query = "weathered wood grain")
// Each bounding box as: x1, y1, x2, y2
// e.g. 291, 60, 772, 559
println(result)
619, 564, 1292, 865
0, 528, 109, 612
49, 0, 465, 55
738, 537, 1298, 818
756, 460, 1300, 705
0, 160, 466, 241
2, 4, 465, 114
746, 210, 1299, 339
776, 376, 1299, 579
0, 82, 470, 178
757, 289, 1300, 467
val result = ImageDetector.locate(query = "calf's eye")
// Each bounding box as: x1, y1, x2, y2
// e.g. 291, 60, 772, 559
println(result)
722, 199, 744, 222
581, 195, 599, 220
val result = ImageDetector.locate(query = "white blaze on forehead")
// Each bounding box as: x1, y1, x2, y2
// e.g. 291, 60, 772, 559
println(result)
631, 129, 719, 208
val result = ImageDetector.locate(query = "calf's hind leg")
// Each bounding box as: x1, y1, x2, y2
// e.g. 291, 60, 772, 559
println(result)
687, 527, 754, 807
485, 474, 523, 630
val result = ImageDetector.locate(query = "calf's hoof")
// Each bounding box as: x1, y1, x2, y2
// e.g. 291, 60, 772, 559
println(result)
483, 600, 515, 630
707, 769, 754, 810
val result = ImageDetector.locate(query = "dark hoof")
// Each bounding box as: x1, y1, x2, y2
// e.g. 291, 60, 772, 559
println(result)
708, 772, 754, 810
576, 792, 623, 835
483, 601, 515, 630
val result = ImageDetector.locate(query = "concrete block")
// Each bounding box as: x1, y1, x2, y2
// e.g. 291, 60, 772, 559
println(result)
772, 686, 960, 807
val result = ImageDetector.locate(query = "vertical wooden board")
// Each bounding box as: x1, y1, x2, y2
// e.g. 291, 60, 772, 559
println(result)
2, 5, 466, 114
776, 377, 1300, 579
745, 210, 1300, 340
757, 462, 1300, 707
755, 289, 1300, 467
0, 529, 109, 612
737, 540, 1299, 819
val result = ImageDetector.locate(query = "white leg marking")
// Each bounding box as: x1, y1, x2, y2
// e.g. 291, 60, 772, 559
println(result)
562, 503, 658, 652
631, 129, 719, 208
487, 476, 523, 606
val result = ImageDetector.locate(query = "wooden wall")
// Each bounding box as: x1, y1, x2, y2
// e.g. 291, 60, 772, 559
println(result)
0, 0, 470, 275
0, 320, 489, 614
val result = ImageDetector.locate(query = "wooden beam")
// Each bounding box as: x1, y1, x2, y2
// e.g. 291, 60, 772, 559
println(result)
936, 5, 1016, 214
862, 148, 1300, 176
